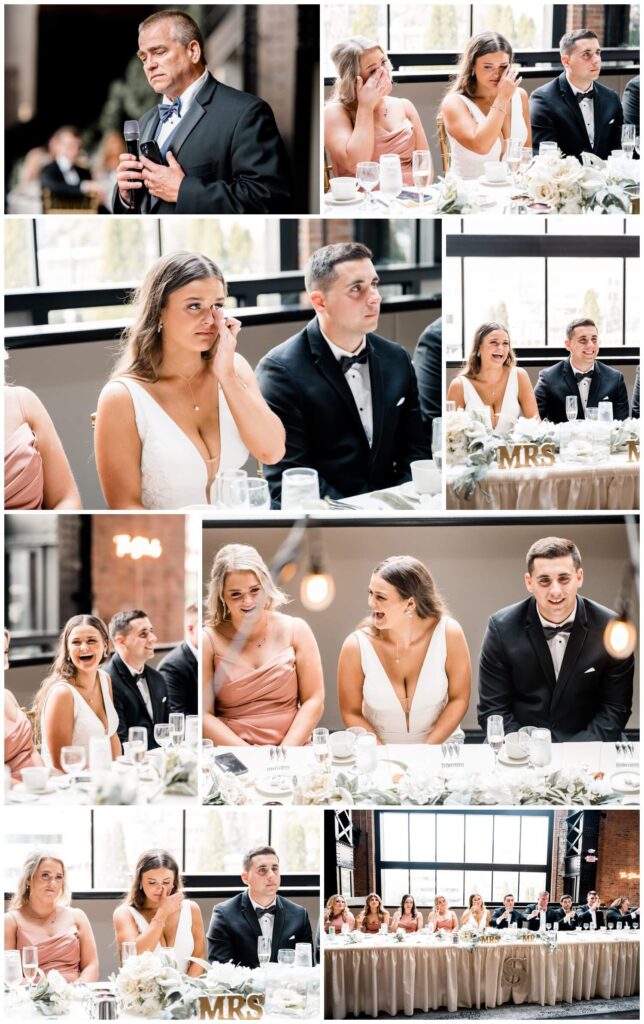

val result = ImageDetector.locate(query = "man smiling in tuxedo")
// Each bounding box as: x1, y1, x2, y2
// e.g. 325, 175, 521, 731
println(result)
114, 9, 291, 214
106, 609, 169, 749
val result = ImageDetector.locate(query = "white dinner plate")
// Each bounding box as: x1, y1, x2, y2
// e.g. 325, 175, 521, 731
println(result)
255, 775, 295, 797
610, 769, 640, 794
325, 194, 363, 206
479, 176, 511, 187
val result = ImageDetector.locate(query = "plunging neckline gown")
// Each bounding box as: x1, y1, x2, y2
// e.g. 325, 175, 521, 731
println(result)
458, 366, 521, 428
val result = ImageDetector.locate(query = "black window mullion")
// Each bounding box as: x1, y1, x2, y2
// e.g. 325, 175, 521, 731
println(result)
32, 219, 40, 289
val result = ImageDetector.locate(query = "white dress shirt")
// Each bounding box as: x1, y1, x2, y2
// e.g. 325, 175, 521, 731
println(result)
250, 895, 277, 941
570, 358, 595, 412
157, 69, 209, 149
55, 156, 80, 186
567, 73, 595, 147
121, 657, 153, 719
320, 326, 373, 446
538, 606, 576, 678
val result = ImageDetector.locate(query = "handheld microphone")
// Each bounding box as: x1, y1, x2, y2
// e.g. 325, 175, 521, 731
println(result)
123, 120, 144, 212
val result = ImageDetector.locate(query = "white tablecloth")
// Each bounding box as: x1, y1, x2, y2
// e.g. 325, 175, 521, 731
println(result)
447, 453, 639, 510
323, 180, 517, 217
324, 933, 640, 1017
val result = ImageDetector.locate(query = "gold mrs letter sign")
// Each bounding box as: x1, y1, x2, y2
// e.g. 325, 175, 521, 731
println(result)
497, 443, 556, 470
200, 994, 264, 1020
627, 440, 640, 463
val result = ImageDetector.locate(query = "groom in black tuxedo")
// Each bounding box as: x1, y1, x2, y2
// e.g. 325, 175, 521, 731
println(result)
207, 846, 313, 968
478, 537, 634, 742
157, 603, 198, 717
524, 891, 561, 931
106, 609, 169, 749
114, 10, 290, 214
534, 317, 629, 423
490, 895, 524, 929
256, 243, 430, 505
530, 30, 623, 160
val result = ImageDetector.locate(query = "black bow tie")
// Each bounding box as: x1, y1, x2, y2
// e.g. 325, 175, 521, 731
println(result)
575, 370, 594, 382
132, 671, 146, 684
339, 349, 369, 375
158, 96, 182, 123
543, 621, 574, 641
255, 904, 276, 917
576, 89, 595, 103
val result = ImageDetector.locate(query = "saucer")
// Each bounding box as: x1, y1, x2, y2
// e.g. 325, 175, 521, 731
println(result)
14, 780, 57, 796
497, 747, 530, 767
325, 194, 362, 206
256, 775, 294, 797
610, 770, 640, 794
332, 752, 356, 764
479, 176, 511, 187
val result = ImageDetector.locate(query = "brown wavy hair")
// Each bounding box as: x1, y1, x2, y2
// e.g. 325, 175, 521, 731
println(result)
122, 850, 183, 910
463, 321, 514, 379
328, 37, 390, 119
32, 615, 111, 732
359, 892, 387, 927
445, 32, 514, 99
363, 556, 447, 633
400, 894, 418, 918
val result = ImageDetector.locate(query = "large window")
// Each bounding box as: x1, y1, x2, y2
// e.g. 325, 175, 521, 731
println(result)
5, 516, 60, 654
377, 810, 553, 907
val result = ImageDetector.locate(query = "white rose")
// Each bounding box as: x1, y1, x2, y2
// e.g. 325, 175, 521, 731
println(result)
46, 970, 67, 995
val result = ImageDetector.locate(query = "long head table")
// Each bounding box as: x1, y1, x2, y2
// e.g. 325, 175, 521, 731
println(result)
324, 932, 640, 1017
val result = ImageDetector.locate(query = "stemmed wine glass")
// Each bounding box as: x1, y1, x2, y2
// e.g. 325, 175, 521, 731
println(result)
412, 150, 432, 206
153, 723, 171, 749
486, 715, 504, 772
621, 123, 636, 158
379, 154, 403, 208
356, 161, 379, 211
60, 745, 86, 786
21, 947, 38, 987
169, 713, 185, 748
566, 396, 578, 422
312, 728, 330, 768
257, 936, 271, 966
506, 138, 522, 186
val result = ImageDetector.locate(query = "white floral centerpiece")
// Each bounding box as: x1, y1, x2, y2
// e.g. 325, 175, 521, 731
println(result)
190, 959, 265, 998
155, 748, 198, 797
521, 150, 638, 213
393, 928, 406, 943
611, 417, 640, 453
29, 969, 79, 1017
111, 951, 197, 1019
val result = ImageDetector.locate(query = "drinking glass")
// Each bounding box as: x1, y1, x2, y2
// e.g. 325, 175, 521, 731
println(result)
21, 947, 38, 986
169, 713, 185, 747
598, 400, 613, 423
246, 478, 271, 511
294, 943, 313, 967
445, 401, 456, 414
412, 150, 432, 205
280, 467, 320, 510
60, 745, 86, 785
539, 141, 558, 158
277, 949, 295, 967
531, 728, 552, 768
379, 154, 403, 206
356, 161, 379, 210
486, 715, 504, 772
122, 942, 138, 964
88, 735, 112, 773
154, 723, 171, 749
257, 936, 271, 966
608, 921, 615, 931
583, 922, 590, 931
432, 418, 443, 469
213, 470, 249, 510
202, 738, 214, 751
4, 950, 23, 1002
355, 733, 378, 776
520, 146, 533, 171
312, 727, 330, 767
566, 395, 578, 422
185, 715, 200, 749
621, 123, 636, 158
616, 921, 623, 931
545, 923, 552, 931
518, 726, 536, 767
585, 407, 599, 422
128, 726, 148, 764
506, 138, 522, 184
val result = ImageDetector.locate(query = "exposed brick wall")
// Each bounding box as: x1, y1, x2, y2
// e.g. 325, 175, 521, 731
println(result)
595, 811, 640, 907
58, 516, 83, 623
351, 810, 376, 900
91, 515, 185, 644
298, 220, 358, 267
566, 6, 607, 42
551, 810, 568, 900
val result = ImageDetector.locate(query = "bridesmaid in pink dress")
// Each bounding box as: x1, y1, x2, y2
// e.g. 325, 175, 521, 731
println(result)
4, 385, 80, 510
356, 893, 390, 933
202, 544, 324, 746
4, 853, 99, 982
324, 37, 432, 187
4, 629, 47, 784
427, 895, 459, 932
324, 895, 355, 933
391, 894, 423, 933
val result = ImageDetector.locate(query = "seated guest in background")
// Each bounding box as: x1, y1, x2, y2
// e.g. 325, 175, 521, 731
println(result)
530, 30, 623, 160
440, 32, 530, 180
113, 849, 205, 975
524, 891, 560, 930
622, 74, 640, 126
577, 892, 605, 929
338, 556, 471, 745
577, 889, 598, 914
106, 610, 169, 750
460, 893, 491, 931
40, 126, 105, 207
535, 317, 629, 423
324, 895, 355, 933
607, 897, 639, 928
413, 317, 442, 446
427, 896, 458, 932
479, 536, 634, 741
632, 366, 640, 419
555, 895, 578, 930
324, 37, 431, 185
4, 383, 81, 510
490, 894, 524, 929
91, 130, 125, 213
356, 893, 390, 933
391, 894, 423, 933
4, 629, 47, 784
207, 845, 313, 967
35, 615, 120, 771
158, 602, 198, 716
6, 146, 50, 214
202, 544, 324, 746
257, 243, 430, 504
447, 322, 539, 428
114, 10, 290, 215
4, 852, 99, 981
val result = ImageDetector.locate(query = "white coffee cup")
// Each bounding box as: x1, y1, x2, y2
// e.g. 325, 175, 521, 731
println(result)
330, 176, 359, 200
484, 161, 509, 182
504, 732, 528, 760
21, 766, 51, 792
329, 731, 356, 758
410, 459, 441, 494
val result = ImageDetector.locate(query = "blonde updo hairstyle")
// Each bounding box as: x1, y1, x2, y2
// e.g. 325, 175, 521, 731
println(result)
205, 543, 289, 628
9, 851, 71, 910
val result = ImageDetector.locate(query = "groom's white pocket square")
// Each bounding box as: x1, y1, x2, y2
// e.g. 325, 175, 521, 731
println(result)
584, 667, 596, 674
162, 696, 167, 702
609, 118, 615, 124
396, 397, 405, 407
288, 934, 295, 940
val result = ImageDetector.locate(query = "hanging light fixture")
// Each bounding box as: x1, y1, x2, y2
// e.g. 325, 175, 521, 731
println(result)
603, 518, 639, 659
300, 529, 336, 611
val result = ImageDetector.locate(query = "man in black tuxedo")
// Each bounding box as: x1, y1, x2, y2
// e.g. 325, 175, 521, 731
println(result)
534, 317, 629, 423
114, 10, 291, 214
632, 366, 640, 419
623, 75, 640, 126
490, 895, 524, 929
207, 845, 313, 968
524, 891, 561, 930
554, 895, 578, 931
106, 609, 169, 749
478, 536, 634, 741
157, 603, 198, 717
256, 243, 430, 505
576, 892, 605, 929
40, 126, 104, 206
530, 30, 623, 160
413, 317, 442, 451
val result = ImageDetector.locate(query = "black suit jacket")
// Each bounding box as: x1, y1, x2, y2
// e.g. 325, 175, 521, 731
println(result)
577, 908, 606, 928
534, 359, 630, 423
477, 596, 634, 741
157, 642, 198, 717
256, 318, 430, 504
606, 908, 637, 928
113, 72, 291, 215
413, 318, 442, 451
530, 73, 623, 160
524, 905, 562, 930
206, 891, 313, 968
40, 160, 92, 199
623, 75, 640, 126
554, 908, 578, 931
105, 652, 169, 749
490, 908, 524, 929
632, 366, 640, 419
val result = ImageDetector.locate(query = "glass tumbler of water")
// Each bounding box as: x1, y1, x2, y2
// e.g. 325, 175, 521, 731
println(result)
379, 154, 403, 206
212, 470, 249, 510
355, 733, 378, 776
539, 141, 558, 158
412, 150, 432, 205
247, 477, 271, 510
621, 123, 636, 157
356, 161, 379, 210
486, 715, 504, 771
280, 467, 320, 510
257, 936, 271, 966
185, 715, 200, 749
4, 950, 23, 1003
169, 713, 185, 747
531, 728, 552, 767
432, 418, 443, 469
312, 727, 330, 767
294, 943, 313, 967
128, 726, 147, 765
565, 395, 578, 422
60, 745, 86, 785
122, 942, 138, 964
277, 948, 295, 966
597, 400, 613, 423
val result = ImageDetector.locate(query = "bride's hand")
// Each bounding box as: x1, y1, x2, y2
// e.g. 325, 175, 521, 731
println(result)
211, 306, 242, 382
496, 66, 522, 102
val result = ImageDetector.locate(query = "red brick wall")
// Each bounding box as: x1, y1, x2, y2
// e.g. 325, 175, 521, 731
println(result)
551, 810, 568, 900
351, 810, 376, 898
91, 515, 186, 644
566, 6, 606, 42
595, 811, 640, 906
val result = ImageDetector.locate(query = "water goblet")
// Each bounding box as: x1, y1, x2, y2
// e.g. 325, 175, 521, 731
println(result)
277, 948, 295, 967
257, 936, 271, 966
583, 922, 590, 931
486, 715, 504, 772
60, 745, 86, 786
566, 395, 578, 422
154, 723, 171, 749
212, 470, 249, 510
621, 123, 636, 158
246, 478, 271, 511
539, 141, 558, 158
356, 161, 379, 210
169, 713, 185, 748
128, 726, 148, 765
21, 947, 38, 986
412, 149, 432, 206
379, 154, 403, 207
4, 950, 23, 1005
281, 467, 320, 510
122, 942, 138, 964
608, 921, 615, 931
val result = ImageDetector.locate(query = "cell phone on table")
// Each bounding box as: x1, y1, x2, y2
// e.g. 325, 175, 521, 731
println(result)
140, 140, 168, 166
214, 752, 249, 776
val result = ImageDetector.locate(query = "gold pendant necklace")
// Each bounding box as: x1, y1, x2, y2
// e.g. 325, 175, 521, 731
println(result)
176, 368, 202, 411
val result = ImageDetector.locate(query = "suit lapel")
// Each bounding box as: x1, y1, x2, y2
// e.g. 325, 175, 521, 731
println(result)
162, 77, 213, 158
241, 892, 263, 956
525, 600, 557, 693
558, 73, 591, 148
586, 361, 609, 408
592, 87, 606, 155
550, 597, 588, 716
115, 655, 153, 723
306, 321, 370, 440
271, 896, 285, 960
367, 340, 385, 462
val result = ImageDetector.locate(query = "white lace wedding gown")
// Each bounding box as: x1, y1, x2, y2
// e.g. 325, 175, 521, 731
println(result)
127, 902, 194, 974
458, 366, 521, 427
117, 378, 249, 509
40, 670, 119, 766
446, 92, 527, 179
355, 618, 449, 743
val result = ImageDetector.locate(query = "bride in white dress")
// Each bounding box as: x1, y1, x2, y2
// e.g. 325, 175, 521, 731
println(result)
440, 32, 531, 180
113, 851, 205, 976
447, 322, 539, 429
95, 251, 285, 510
338, 556, 471, 744
34, 615, 121, 771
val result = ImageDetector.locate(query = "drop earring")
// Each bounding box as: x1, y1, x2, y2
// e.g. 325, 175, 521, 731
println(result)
157, 322, 163, 333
